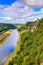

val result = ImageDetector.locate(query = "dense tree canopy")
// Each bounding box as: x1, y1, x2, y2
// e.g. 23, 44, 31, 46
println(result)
6, 18, 43, 65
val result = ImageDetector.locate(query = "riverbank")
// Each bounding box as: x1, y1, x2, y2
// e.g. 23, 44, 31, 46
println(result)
4, 31, 21, 65
4, 29, 30, 65
0, 30, 12, 47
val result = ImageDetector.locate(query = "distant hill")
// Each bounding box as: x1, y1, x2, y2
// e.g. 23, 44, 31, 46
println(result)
0, 23, 17, 33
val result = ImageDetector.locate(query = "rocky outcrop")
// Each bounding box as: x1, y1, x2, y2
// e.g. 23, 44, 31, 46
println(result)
31, 19, 40, 32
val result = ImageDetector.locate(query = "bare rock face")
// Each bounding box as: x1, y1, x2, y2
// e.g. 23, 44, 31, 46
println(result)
31, 19, 40, 32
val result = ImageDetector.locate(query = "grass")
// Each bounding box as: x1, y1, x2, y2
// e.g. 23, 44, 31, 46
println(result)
0, 30, 12, 47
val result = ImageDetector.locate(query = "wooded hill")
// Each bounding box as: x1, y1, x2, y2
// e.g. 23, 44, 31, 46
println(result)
0, 23, 17, 33
6, 18, 43, 65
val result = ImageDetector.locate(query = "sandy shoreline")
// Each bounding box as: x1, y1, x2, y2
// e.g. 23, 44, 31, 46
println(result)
0, 30, 12, 47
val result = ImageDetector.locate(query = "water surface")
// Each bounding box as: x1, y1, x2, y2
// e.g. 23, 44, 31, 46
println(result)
0, 29, 19, 65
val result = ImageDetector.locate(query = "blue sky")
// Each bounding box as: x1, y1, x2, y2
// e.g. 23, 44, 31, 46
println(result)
0, 0, 43, 23
0, 0, 16, 5
34, 8, 41, 12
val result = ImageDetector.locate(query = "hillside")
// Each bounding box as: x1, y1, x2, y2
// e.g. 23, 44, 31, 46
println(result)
0, 23, 17, 46
5, 18, 43, 65
0, 23, 17, 33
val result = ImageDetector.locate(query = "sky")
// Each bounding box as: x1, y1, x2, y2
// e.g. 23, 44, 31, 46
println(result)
0, 0, 43, 23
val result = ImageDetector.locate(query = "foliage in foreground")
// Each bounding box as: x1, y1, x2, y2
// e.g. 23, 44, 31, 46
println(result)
8, 18, 43, 65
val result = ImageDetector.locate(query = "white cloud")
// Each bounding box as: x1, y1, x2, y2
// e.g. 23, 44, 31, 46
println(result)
4, 2, 32, 19
0, 17, 12, 21
0, 1, 43, 23
22, 0, 43, 8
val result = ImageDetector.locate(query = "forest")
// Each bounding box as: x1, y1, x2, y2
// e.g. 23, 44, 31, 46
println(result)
5, 18, 43, 65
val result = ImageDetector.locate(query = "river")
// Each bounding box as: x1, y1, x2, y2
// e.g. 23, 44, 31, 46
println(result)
0, 29, 19, 65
